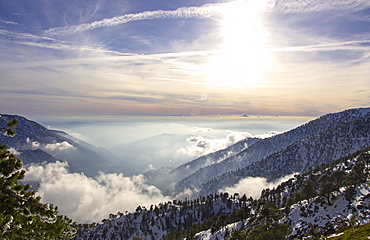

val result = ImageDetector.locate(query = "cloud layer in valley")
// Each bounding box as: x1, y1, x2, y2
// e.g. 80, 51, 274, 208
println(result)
26, 138, 75, 152
221, 173, 297, 199
24, 162, 168, 223
176, 128, 280, 158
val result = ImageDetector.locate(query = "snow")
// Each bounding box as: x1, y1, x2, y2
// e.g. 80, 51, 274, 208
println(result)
195, 220, 246, 240
288, 183, 370, 237
327, 232, 344, 238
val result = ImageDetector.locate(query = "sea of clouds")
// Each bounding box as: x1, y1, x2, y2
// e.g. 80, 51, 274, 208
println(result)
24, 162, 168, 223
24, 160, 294, 223
23, 117, 306, 223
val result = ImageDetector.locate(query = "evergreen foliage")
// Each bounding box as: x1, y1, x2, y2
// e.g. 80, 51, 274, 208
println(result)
227, 202, 290, 240
314, 222, 370, 240
162, 148, 370, 240
75, 147, 370, 240
0, 118, 76, 239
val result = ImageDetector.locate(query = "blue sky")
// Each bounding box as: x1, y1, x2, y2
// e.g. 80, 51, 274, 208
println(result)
1, 0, 370, 117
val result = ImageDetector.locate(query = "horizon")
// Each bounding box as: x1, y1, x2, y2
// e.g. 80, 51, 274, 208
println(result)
1, 0, 370, 226
1, 0, 370, 117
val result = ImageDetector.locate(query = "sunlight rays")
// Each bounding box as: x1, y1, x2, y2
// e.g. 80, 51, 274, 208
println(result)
205, 0, 271, 89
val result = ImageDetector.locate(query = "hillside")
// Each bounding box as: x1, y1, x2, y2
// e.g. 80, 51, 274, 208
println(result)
75, 147, 370, 240
169, 108, 370, 197
0, 114, 128, 176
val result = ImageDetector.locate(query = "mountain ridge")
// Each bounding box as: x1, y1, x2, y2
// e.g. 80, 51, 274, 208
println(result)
75, 146, 370, 240
0, 114, 121, 176
169, 108, 370, 197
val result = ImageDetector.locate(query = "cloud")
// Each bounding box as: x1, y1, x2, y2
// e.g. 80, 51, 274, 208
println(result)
0, 20, 18, 25
26, 138, 75, 151
45, 3, 224, 35
176, 128, 280, 159
176, 130, 254, 158
272, 40, 370, 53
44, 141, 75, 151
221, 173, 297, 199
8, 147, 20, 156
192, 126, 213, 133
43, 0, 370, 36
24, 162, 168, 223
268, 0, 370, 13
26, 137, 40, 148
255, 131, 280, 139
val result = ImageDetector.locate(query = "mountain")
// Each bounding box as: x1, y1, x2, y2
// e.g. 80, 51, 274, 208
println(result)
75, 146, 370, 240
144, 136, 261, 191
111, 134, 191, 173
143, 166, 174, 186
0, 114, 127, 176
163, 137, 261, 188
168, 108, 370, 197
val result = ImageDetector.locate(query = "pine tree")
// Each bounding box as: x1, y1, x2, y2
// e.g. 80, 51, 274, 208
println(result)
0, 118, 76, 239
301, 179, 316, 203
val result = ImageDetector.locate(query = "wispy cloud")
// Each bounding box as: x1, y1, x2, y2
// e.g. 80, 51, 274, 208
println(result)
0, 20, 18, 25
268, 0, 370, 13
45, 3, 224, 35
273, 40, 370, 53
44, 0, 370, 37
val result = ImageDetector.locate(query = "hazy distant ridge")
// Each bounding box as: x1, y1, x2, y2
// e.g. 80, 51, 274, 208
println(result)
0, 114, 118, 176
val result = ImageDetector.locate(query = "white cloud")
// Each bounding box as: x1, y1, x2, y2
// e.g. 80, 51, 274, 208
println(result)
8, 147, 20, 156
267, 0, 370, 13
26, 138, 74, 151
272, 40, 370, 53
68, 132, 83, 139
0, 20, 18, 25
176, 129, 280, 159
254, 131, 280, 139
176, 130, 254, 158
26, 137, 40, 148
192, 126, 213, 133
45, 3, 224, 35
221, 173, 297, 199
147, 164, 154, 171
43, 0, 370, 36
44, 141, 75, 151
24, 162, 168, 223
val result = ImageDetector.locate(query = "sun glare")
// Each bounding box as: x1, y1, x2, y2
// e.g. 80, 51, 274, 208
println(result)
206, 0, 270, 88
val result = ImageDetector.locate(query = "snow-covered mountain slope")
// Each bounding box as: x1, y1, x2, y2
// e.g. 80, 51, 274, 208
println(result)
75, 194, 250, 240
196, 116, 370, 196
288, 183, 370, 238
169, 149, 370, 240
0, 114, 119, 176
193, 183, 370, 240
75, 147, 370, 240
170, 108, 370, 196
161, 137, 261, 188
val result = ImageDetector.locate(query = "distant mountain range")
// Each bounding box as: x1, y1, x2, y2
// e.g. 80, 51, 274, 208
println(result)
1, 108, 369, 194
0, 114, 133, 176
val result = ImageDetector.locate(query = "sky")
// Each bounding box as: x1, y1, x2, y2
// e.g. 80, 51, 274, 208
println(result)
0, 0, 369, 117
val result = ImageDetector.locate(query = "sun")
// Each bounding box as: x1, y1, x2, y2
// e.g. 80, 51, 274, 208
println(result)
205, 0, 270, 89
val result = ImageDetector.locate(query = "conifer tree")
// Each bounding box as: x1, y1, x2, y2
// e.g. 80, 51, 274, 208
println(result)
0, 118, 76, 239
